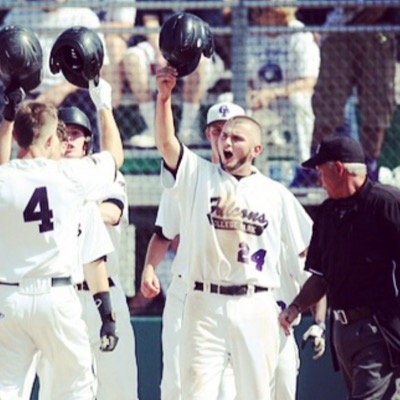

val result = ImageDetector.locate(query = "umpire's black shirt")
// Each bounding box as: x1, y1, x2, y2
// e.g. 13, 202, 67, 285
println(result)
305, 179, 400, 310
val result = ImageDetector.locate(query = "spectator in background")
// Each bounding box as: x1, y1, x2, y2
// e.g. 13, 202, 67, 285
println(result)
3, 0, 109, 152
311, 7, 397, 181
247, 5, 320, 186
125, 6, 225, 148
99, 6, 136, 109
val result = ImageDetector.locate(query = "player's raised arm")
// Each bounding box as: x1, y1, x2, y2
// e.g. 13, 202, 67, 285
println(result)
89, 78, 124, 168
0, 85, 26, 164
155, 66, 181, 170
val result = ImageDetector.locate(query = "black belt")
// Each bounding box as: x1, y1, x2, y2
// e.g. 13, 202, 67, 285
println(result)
75, 277, 115, 291
0, 277, 72, 287
333, 307, 372, 325
194, 281, 269, 296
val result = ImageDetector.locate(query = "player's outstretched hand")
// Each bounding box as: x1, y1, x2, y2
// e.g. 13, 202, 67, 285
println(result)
3, 82, 25, 122
279, 303, 301, 336
301, 323, 326, 360
100, 316, 119, 352
141, 264, 161, 299
156, 65, 178, 102
89, 78, 112, 111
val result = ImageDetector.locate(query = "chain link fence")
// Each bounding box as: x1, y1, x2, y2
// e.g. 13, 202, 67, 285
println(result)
1, 0, 399, 300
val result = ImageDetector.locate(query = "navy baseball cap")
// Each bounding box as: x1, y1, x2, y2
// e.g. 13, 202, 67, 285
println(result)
302, 136, 365, 169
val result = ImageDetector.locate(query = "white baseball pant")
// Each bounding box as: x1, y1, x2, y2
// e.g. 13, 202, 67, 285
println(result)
0, 282, 96, 400
180, 289, 280, 400
28, 278, 138, 400
162, 274, 237, 400
273, 333, 299, 400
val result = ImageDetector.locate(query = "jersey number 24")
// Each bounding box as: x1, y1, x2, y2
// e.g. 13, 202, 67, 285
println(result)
23, 187, 54, 233
237, 242, 266, 271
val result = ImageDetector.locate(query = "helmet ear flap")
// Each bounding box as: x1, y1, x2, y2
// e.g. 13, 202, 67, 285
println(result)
49, 48, 62, 75
202, 25, 214, 58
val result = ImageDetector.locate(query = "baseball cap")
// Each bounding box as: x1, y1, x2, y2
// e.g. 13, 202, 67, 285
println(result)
206, 102, 245, 126
302, 136, 365, 169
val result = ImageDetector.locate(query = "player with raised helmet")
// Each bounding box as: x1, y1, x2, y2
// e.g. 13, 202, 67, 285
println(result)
0, 25, 123, 399
141, 100, 246, 400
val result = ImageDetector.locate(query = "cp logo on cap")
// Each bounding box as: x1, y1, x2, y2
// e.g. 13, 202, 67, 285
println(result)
219, 105, 229, 118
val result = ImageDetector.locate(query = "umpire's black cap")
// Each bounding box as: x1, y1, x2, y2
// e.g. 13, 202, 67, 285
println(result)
302, 136, 365, 169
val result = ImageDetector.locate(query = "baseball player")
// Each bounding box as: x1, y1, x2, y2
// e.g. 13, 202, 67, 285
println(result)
0, 78, 123, 398
141, 101, 246, 400
26, 200, 119, 400
59, 99, 138, 399
154, 65, 312, 399
25, 98, 138, 398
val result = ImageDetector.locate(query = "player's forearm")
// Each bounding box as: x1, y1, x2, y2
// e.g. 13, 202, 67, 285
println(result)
0, 120, 13, 164
99, 109, 124, 168
84, 258, 111, 294
144, 233, 172, 268
156, 94, 180, 170
290, 274, 328, 313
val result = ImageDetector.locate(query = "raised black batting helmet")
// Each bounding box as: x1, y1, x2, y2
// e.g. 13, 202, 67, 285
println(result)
50, 26, 104, 89
159, 12, 214, 77
0, 25, 43, 92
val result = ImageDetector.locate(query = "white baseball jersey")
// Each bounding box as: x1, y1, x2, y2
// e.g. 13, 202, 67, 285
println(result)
247, 19, 320, 161
101, 171, 129, 278
155, 190, 186, 277
0, 152, 116, 282
162, 147, 310, 288
72, 201, 115, 284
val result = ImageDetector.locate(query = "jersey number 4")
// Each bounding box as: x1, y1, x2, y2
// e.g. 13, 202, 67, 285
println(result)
23, 187, 54, 233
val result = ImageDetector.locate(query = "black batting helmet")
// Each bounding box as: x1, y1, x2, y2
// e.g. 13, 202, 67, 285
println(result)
58, 106, 92, 154
0, 25, 43, 92
50, 26, 104, 89
58, 107, 92, 137
159, 12, 214, 77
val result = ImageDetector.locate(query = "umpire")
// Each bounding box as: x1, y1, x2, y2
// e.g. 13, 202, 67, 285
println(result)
279, 136, 400, 399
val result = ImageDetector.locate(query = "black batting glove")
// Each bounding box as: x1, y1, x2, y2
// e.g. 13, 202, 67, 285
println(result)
3, 83, 25, 122
93, 291, 119, 352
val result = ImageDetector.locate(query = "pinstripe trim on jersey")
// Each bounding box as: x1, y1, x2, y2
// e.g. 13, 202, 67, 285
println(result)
154, 225, 173, 241
163, 142, 184, 178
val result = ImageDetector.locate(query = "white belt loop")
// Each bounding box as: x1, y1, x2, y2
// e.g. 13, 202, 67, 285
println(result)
334, 310, 348, 325
204, 282, 211, 293
19, 277, 52, 295
247, 284, 255, 296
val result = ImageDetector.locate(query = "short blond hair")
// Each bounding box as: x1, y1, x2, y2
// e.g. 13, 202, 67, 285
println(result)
13, 102, 58, 149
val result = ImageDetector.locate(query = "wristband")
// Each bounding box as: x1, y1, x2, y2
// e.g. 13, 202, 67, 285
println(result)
93, 291, 114, 322
289, 302, 302, 314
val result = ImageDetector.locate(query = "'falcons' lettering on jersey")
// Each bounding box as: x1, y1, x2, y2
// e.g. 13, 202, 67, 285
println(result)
207, 196, 269, 236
